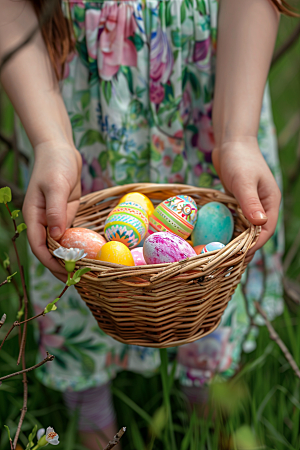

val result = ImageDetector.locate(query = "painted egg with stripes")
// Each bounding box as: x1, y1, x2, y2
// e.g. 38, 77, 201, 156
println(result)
201, 242, 225, 253
104, 201, 148, 249
148, 195, 198, 239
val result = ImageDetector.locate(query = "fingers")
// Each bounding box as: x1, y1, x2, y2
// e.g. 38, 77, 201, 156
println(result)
44, 181, 69, 240
231, 179, 268, 227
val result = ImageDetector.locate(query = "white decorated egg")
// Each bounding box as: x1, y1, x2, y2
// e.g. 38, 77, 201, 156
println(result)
143, 232, 197, 264
148, 195, 198, 239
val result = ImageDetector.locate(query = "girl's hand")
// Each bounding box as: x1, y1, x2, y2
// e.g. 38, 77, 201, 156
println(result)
212, 138, 281, 262
22, 142, 82, 281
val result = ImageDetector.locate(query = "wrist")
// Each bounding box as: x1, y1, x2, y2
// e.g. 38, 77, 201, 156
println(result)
214, 135, 258, 150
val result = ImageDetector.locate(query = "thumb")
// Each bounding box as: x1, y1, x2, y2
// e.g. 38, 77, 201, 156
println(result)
45, 185, 68, 240
232, 181, 268, 226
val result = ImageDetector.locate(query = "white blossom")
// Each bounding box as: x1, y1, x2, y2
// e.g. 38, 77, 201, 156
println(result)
53, 247, 87, 262
37, 428, 45, 441
46, 427, 59, 446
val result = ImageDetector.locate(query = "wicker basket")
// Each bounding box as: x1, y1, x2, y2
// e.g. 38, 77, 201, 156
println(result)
47, 183, 260, 348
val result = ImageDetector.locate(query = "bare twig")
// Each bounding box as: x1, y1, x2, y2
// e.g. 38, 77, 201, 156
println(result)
283, 227, 300, 274
103, 427, 126, 450
0, 353, 54, 383
271, 22, 300, 67
17, 267, 29, 366
0, 323, 16, 351
0, 279, 8, 288
0, 314, 6, 329
254, 301, 300, 379
13, 344, 28, 449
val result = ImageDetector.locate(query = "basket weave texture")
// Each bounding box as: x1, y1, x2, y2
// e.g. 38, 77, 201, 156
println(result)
47, 183, 260, 348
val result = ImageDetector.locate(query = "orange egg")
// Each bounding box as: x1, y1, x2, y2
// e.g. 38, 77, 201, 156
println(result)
59, 228, 106, 259
194, 244, 205, 255
96, 241, 135, 266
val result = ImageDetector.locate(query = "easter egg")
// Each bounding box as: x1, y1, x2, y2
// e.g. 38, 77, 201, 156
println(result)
143, 232, 196, 264
59, 227, 106, 259
118, 192, 154, 217
194, 244, 205, 255
148, 195, 198, 239
104, 201, 148, 249
96, 241, 135, 266
131, 247, 147, 266
191, 202, 234, 246
201, 242, 225, 254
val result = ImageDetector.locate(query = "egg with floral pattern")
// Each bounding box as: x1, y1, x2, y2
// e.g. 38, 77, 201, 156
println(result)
143, 232, 196, 264
104, 201, 148, 249
148, 195, 198, 239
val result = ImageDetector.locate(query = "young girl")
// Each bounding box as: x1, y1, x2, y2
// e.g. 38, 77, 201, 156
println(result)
0, 0, 292, 448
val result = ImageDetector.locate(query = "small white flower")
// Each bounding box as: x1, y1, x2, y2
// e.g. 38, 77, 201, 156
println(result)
37, 428, 45, 441
53, 247, 87, 261
46, 427, 59, 446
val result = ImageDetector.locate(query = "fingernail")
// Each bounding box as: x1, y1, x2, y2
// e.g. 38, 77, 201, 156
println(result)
50, 227, 61, 239
251, 211, 267, 220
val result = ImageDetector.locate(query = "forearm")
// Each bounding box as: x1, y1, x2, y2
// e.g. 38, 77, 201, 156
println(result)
212, 0, 280, 147
0, 0, 73, 150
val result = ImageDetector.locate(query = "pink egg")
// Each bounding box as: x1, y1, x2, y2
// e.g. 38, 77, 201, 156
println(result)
59, 227, 106, 259
143, 232, 196, 265
131, 247, 147, 266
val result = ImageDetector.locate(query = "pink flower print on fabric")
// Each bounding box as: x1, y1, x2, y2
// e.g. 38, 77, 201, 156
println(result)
168, 130, 184, 155
150, 26, 174, 104
98, 3, 137, 81
81, 157, 106, 196
152, 134, 165, 153
193, 38, 211, 71
85, 8, 102, 60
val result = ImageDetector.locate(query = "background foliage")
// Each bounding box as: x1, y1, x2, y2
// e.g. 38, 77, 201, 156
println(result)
0, 10, 300, 450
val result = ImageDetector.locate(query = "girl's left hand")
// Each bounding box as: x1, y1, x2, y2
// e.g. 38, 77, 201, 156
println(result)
212, 138, 281, 263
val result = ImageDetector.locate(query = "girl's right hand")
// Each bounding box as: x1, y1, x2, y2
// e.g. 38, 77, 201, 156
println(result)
23, 142, 82, 282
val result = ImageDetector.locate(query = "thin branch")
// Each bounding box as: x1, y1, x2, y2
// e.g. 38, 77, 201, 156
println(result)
17, 266, 29, 366
254, 301, 300, 379
283, 227, 300, 274
0, 353, 54, 383
13, 344, 28, 449
271, 22, 300, 67
0, 279, 8, 288
0, 323, 16, 351
103, 428, 126, 450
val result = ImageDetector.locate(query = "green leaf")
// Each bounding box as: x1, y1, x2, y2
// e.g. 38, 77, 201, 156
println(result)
79, 129, 104, 149
180, 0, 186, 23
150, 406, 168, 438
44, 297, 60, 314
98, 151, 109, 171
73, 267, 92, 279
101, 80, 112, 104
189, 71, 201, 98
171, 154, 184, 173
120, 66, 134, 94
17, 299, 25, 321
136, 86, 146, 98
4, 425, 11, 441
171, 29, 181, 48
3, 254, 10, 269
74, 4, 85, 22
11, 210, 20, 219
17, 223, 27, 234
70, 114, 84, 128
7, 272, 17, 283
81, 91, 91, 110
0, 187, 12, 204
182, 67, 188, 90
27, 425, 38, 447
198, 172, 212, 187
128, 33, 144, 52
165, 0, 173, 26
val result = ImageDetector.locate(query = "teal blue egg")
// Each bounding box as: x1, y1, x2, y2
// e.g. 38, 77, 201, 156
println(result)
191, 202, 234, 246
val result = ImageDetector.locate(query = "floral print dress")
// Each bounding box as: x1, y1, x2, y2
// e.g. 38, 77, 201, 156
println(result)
21, 0, 284, 392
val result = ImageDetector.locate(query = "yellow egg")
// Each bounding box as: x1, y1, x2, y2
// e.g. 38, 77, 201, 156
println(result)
118, 192, 154, 217
96, 241, 135, 266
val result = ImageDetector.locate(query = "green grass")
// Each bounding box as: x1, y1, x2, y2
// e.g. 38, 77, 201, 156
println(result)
1, 12, 300, 450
